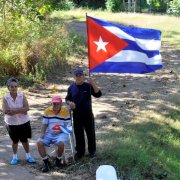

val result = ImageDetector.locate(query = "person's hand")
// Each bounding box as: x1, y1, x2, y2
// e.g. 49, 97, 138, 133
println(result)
5, 109, 10, 114
69, 102, 76, 110
6, 109, 15, 116
87, 77, 100, 93
87, 77, 94, 85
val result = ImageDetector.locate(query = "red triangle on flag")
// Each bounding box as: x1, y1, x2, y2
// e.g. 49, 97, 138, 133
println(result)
87, 17, 128, 70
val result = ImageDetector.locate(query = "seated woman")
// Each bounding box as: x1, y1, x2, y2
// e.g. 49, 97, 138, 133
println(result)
2, 77, 35, 165
37, 96, 72, 172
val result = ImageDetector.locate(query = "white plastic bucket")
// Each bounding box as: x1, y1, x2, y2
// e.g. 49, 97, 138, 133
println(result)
96, 165, 118, 180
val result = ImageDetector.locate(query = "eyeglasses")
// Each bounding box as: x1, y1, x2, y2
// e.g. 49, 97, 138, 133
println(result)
53, 103, 61, 105
10, 86, 18, 88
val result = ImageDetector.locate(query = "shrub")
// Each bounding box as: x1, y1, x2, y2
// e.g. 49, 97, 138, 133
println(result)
79, 0, 106, 9
105, 0, 124, 12
54, 0, 75, 10
167, 0, 180, 16
0, 48, 21, 76
0, 16, 77, 82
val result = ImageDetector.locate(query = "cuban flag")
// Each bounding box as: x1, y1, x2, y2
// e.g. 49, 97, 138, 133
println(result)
60, 125, 73, 134
86, 16, 163, 74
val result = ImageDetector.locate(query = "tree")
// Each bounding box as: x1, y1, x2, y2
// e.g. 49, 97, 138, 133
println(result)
146, 0, 169, 13
167, 0, 180, 16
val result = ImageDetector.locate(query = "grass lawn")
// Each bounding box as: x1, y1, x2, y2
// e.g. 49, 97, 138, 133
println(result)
98, 109, 180, 179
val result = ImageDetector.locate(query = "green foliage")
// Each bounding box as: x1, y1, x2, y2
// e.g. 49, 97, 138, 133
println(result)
0, 87, 8, 99
0, 0, 75, 23
167, 0, 180, 16
99, 109, 180, 179
70, 0, 175, 13
0, 75, 11, 87
0, 46, 21, 76
55, 0, 75, 10
105, 0, 124, 12
0, 0, 52, 21
0, 75, 35, 88
78, 0, 106, 9
146, 0, 169, 13
105, 0, 168, 13
18, 73, 34, 87
0, 15, 79, 83
19, 23, 69, 73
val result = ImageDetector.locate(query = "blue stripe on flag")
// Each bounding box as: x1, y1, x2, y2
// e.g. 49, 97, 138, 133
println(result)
88, 16, 161, 40
90, 62, 163, 74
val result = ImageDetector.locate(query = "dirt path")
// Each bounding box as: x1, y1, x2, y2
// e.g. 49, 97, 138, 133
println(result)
0, 22, 179, 180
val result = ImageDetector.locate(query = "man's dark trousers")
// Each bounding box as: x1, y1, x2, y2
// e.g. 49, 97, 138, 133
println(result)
73, 111, 96, 157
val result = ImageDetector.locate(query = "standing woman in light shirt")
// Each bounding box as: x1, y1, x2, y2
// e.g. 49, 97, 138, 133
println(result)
2, 77, 35, 165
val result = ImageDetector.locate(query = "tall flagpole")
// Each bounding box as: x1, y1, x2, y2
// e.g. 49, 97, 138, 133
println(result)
86, 13, 92, 100
86, 13, 91, 77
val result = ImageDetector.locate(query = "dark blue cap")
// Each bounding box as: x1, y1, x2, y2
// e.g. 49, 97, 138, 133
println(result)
73, 68, 84, 75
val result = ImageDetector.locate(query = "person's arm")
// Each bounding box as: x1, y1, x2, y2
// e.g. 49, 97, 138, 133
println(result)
40, 109, 49, 138
64, 107, 72, 127
13, 95, 29, 114
88, 77, 100, 93
66, 100, 76, 110
40, 124, 48, 138
88, 78, 102, 97
65, 86, 76, 110
2, 97, 10, 114
7, 95, 29, 115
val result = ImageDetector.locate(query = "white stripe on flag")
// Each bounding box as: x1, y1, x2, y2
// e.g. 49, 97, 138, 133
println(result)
136, 39, 161, 51
105, 26, 134, 41
104, 26, 161, 50
106, 50, 162, 65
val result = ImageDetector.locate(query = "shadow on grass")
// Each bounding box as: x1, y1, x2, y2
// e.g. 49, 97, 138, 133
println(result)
98, 119, 180, 179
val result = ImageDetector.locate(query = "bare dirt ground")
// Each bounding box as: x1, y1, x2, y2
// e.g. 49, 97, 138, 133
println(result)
0, 22, 179, 180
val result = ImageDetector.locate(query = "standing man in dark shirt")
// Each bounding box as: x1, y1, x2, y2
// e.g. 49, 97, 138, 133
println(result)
66, 68, 102, 159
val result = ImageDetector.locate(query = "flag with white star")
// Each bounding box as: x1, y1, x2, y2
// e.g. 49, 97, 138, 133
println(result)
86, 16, 163, 74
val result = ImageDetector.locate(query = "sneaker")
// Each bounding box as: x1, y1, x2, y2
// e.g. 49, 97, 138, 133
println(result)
27, 156, 36, 163
10, 158, 19, 165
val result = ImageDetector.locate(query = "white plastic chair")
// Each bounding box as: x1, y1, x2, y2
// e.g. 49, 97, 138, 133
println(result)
63, 108, 76, 162
63, 126, 76, 162
48, 109, 76, 163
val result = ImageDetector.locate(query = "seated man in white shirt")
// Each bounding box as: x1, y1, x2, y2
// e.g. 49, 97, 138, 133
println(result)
37, 96, 71, 172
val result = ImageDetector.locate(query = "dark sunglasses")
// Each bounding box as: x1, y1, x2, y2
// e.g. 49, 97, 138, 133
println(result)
75, 74, 83, 77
